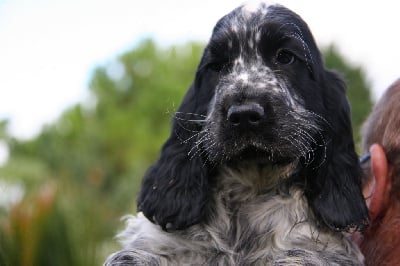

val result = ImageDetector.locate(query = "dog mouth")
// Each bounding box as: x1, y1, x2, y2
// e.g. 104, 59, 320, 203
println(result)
205, 137, 295, 166
203, 98, 307, 166
229, 145, 294, 165
203, 114, 297, 165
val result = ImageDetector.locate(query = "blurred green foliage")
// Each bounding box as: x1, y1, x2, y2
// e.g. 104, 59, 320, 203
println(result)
323, 45, 372, 147
0, 39, 372, 266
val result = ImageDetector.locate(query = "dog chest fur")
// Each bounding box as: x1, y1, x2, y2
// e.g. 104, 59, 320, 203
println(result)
116, 165, 364, 265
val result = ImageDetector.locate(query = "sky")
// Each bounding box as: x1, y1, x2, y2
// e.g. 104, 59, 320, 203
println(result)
0, 0, 399, 142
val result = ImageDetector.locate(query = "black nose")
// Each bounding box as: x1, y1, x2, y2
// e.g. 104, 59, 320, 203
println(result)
227, 103, 265, 128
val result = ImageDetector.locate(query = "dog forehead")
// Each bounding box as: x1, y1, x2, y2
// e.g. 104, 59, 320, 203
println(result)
232, 1, 272, 30
218, 3, 298, 39
240, 0, 272, 15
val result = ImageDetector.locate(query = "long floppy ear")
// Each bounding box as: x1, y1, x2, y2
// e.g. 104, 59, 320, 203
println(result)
305, 71, 370, 231
137, 59, 216, 231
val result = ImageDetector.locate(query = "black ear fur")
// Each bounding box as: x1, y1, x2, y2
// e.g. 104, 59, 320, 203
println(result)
137, 61, 216, 231
137, 138, 208, 231
304, 71, 369, 231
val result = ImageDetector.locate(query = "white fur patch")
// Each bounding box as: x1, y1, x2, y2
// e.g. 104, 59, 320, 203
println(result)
241, 0, 273, 15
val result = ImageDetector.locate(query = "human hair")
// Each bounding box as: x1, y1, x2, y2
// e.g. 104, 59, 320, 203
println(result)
362, 79, 400, 192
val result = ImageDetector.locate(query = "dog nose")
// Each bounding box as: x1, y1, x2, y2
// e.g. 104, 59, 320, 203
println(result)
227, 103, 265, 128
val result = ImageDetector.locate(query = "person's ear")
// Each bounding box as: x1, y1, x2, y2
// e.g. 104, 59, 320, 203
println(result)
364, 143, 392, 222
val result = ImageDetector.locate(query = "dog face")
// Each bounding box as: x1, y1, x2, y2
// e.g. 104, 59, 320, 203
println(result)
138, 2, 369, 232
201, 4, 325, 165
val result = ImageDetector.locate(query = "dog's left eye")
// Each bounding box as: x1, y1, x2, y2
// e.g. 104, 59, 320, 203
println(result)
275, 49, 296, 65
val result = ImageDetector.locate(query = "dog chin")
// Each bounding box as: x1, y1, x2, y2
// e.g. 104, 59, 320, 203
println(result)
225, 145, 295, 166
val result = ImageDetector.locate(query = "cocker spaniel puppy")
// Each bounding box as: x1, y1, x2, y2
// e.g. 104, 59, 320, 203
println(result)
105, 2, 369, 265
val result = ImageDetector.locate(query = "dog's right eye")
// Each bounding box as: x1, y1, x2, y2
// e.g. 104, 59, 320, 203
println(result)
275, 49, 296, 65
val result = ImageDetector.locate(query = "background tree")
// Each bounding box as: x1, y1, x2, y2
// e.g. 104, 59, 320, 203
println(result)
0, 40, 372, 266
323, 45, 372, 146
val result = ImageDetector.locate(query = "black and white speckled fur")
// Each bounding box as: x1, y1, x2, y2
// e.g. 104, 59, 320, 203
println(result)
105, 2, 369, 265
106, 165, 364, 265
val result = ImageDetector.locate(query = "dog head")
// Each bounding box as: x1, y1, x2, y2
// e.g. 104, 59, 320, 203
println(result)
138, 2, 369, 232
